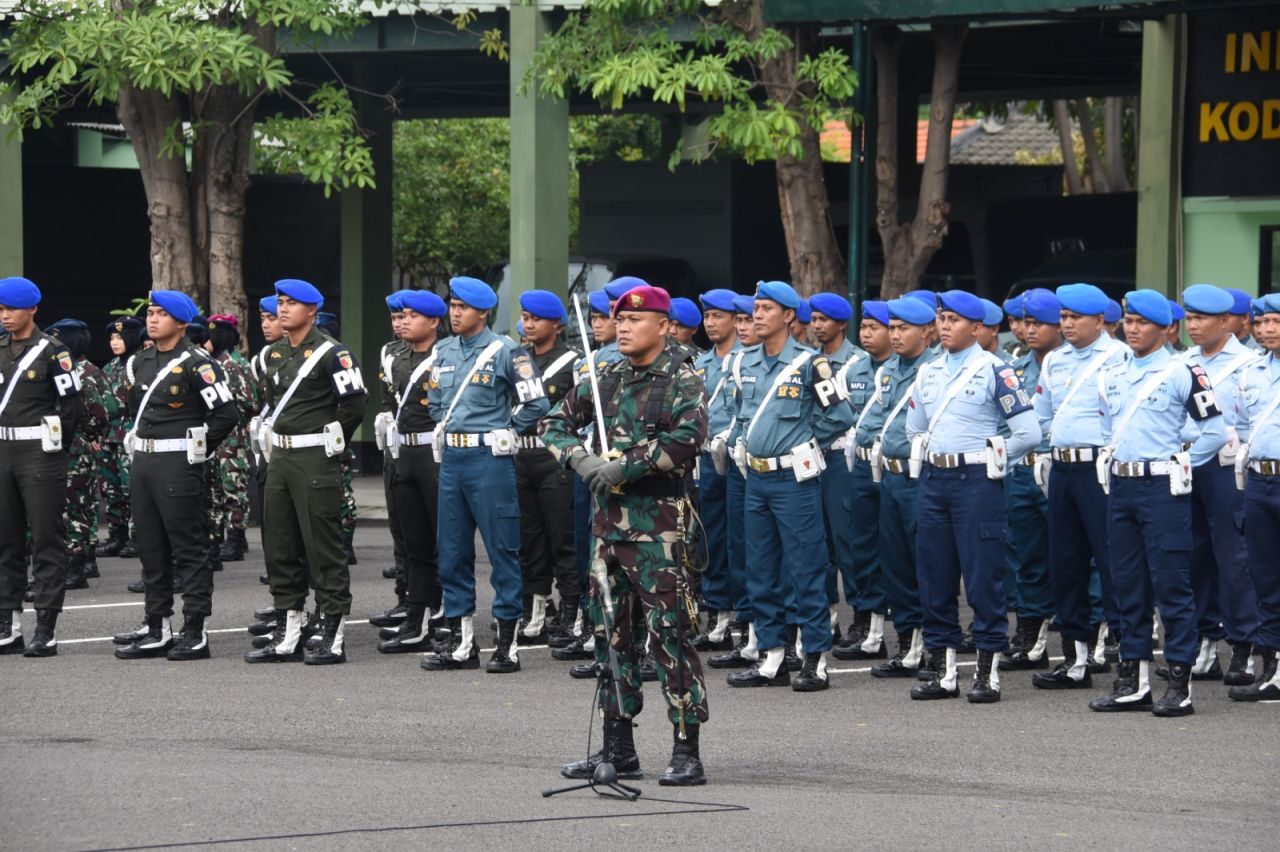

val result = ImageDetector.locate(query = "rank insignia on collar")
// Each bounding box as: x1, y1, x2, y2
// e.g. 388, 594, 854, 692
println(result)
304, 349, 313, 358
270, 351, 283, 359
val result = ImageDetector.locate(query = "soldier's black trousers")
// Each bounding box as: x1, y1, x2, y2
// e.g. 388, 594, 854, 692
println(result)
0, 441, 68, 611
391, 445, 442, 610
515, 448, 578, 599
132, 451, 213, 618
383, 452, 407, 578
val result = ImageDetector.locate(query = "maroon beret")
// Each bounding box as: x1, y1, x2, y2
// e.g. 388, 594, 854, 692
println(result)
612, 285, 672, 318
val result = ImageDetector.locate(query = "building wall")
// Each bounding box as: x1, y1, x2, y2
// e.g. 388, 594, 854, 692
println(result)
1183, 197, 1280, 295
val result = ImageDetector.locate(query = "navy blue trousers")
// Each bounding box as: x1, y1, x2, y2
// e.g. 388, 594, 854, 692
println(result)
1244, 474, 1280, 651
574, 473, 591, 591
696, 452, 732, 612
1107, 476, 1197, 665
1004, 464, 1054, 618
744, 468, 830, 653
437, 447, 523, 621
916, 464, 1008, 652
1048, 461, 1119, 644
821, 450, 857, 606
879, 469, 922, 631
725, 465, 752, 622
849, 458, 885, 614
1190, 462, 1259, 644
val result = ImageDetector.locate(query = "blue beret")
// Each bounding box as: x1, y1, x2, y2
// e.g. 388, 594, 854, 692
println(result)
1104, 299, 1123, 324
1022, 288, 1062, 324
1056, 283, 1108, 316
699, 289, 738, 312
1168, 300, 1185, 322
862, 300, 890, 327
604, 276, 648, 300
105, 317, 144, 334
732, 294, 755, 315
520, 289, 566, 321
809, 292, 852, 322
449, 276, 497, 310
149, 290, 199, 323
401, 290, 447, 318
259, 295, 278, 316
903, 289, 937, 308
47, 318, 88, 333
794, 299, 811, 323
980, 299, 1004, 327
887, 297, 936, 326
938, 290, 985, 322
385, 290, 407, 311
669, 297, 701, 328
1225, 288, 1254, 316
317, 311, 338, 327
1257, 293, 1280, 314
517, 320, 525, 337
0, 276, 41, 308
1002, 294, 1025, 319
274, 278, 324, 308
1182, 284, 1234, 316
1124, 289, 1173, 326
588, 290, 611, 315
755, 280, 801, 310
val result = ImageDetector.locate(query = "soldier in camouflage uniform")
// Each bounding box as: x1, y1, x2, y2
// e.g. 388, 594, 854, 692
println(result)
46, 320, 109, 590
206, 315, 257, 562
540, 284, 710, 787
99, 318, 143, 557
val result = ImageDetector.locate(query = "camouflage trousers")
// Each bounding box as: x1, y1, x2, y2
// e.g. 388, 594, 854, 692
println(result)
65, 444, 100, 556
588, 540, 709, 726
97, 441, 131, 532
340, 448, 356, 532
210, 446, 251, 535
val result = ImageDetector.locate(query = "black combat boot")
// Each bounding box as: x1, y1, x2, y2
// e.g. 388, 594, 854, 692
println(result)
1229, 648, 1280, 701
692, 609, 734, 653
1032, 637, 1093, 689
552, 632, 595, 661
1088, 660, 1153, 712
0, 609, 23, 655
1152, 662, 1194, 717
548, 595, 580, 648
562, 717, 642, 780
967, 649, 1002, 703
487, 618, 521, 674
659, 724, 706, 786
783, 625, 801, 672
112, 618, 152, 645
23, 609, 59, 657
63, 553, 89, 591
709, 623, 759, 669
871, 627, 926, 678
219, 528, 247, 561
833, 610, 870, 657
517, 594, 549, 646
1000, 616, 1049, 670
258, 573, 269, 585
101, 526, 129, 557
127, 571, 146, 594
302, 610, 325, 650
167, 615, 211, 661
369, 600, 410, 628
1223, 642, 1256, 687
834, 612, 887, 661
378, 606, 434, 653
114, 615, 172, 660
726, 648, 789, 688
1157, 637, 1220, 681
421, 616, 480, 671
792, 651, 830, 692
911, 648, 960, 700
638, 654, 659, 682
244, 610, 307, 663
304, 613, 347, 665
84, 545, 100, 579
119, 538, 139, 559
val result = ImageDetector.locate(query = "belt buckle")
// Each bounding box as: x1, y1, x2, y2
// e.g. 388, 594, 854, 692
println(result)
1261, 460, 1279, 476
748, 455, 771, 474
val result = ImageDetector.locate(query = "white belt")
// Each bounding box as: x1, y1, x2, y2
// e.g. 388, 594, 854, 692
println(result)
517, 435, 545, 450
132, 437, 189, 453
927, 451, 986, 469
1018, 452, 1040, 467
1250, 459, 1280, 476
828, 436, 848, 452
1052, 446, 1097, 463
397, 431, 436, 448
747, 452, 794, 474
270, 432, 326, 449
0, 426, 42, 441
1111, 460, 1172, 478
445, 432, 497, 448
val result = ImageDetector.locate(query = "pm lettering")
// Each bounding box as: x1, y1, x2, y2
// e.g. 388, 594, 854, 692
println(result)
813, 378, 842, 408
1191, 389, 1218, 420
334, 368, 365, 395
199, 381, 233, 409
53, 372, 80, 396
515, 378, 544, 403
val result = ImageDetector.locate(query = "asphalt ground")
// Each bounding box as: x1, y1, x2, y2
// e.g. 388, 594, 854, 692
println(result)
5, 526, 1279, 852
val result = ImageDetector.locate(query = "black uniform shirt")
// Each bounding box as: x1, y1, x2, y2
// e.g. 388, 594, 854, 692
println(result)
127, 340, 238, 445
523, 339, 581, 436
0, 330, 83, 429
391, 344, 439, 433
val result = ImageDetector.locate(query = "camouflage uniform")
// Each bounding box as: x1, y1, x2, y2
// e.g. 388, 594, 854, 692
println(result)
209, 350, 256, 538
99, 355, 133, 538
540, 346, 709, 726
65, 360, 110, 557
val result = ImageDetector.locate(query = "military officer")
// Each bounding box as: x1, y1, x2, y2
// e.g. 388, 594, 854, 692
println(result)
1168, 284, 1260, 684
1031, 284, 1129, 690
421, 277, 548, 674
113, 291, 237, 661
976, 300, 1008, 359
833, 300, 895, 661
724, 281, 845, 692
1088, 289, 1226, 716
380, 289, 449, 654
669, 298, 702, 348
1229, 293, 1280, 701
0, 277, 84, 657
515, 289, 582, 645
1226, 288, 1263, 352
906, 291, 1041, 703
541, 283, 710, 787
245, 279, 367, 665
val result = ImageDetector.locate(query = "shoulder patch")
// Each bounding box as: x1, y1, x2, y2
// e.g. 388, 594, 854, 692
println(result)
57, 351, 73, 371
337, 351, 354, 369
813, 357, 833, 381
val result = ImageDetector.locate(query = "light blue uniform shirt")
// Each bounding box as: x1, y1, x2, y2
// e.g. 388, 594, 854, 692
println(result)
1034, 334, 1128, 448
1235, 352, 1280, 459
846, 354, 889, 449
907, 342, 1040, 459
1179, 335, 1260, 445
727, 336, 845, 458
869, 349, 939, 458
694, 342, 741, 437
1097, 347, 1226, 467
428, 327, 548, 433
814, 338, 860, 448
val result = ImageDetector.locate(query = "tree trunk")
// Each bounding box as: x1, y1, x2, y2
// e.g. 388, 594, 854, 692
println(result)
874, 23, 967, 300
1074, 97, 1109, 194
1103, 96, 1131, 192
726, 1, 846, 297
1052, 99, 1084, 195
116, 84, 198, 295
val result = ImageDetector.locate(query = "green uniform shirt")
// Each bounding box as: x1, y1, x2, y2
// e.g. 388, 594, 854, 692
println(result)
262, 326, 367, 439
